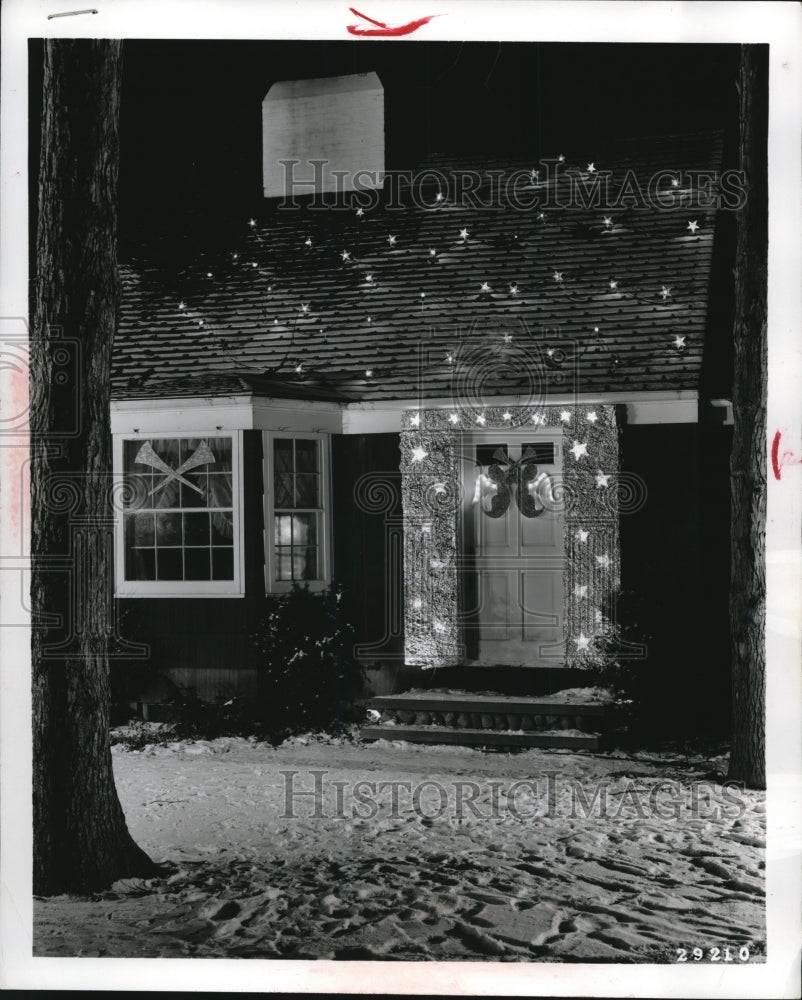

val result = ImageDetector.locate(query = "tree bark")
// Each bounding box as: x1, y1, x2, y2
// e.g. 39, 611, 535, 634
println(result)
31, 39, 158, 895
727, 44, 768, 790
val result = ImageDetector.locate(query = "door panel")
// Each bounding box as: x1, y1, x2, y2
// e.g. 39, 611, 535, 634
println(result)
460, 433, 564, 666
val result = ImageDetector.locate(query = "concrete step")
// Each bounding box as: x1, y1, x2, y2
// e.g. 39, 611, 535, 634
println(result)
360, 725, 602, 750
367, 691, 610, 718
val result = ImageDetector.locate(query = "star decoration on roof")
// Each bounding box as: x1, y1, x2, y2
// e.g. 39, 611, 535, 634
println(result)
603, 216, 613, 227
509, 284, 518, 295
446, 353, 455, 364
660, 286, 672, 300
502, 332, 513, 344
558, 154, 565, 163
674, 335, 686, 349
387, 235, 397, 246
530, 169, 539, 181
553, 271, 564, 283
459, 228, 469, 241
560, 410, 572, 423
575, 529, 589, 543
671, 177, 680, 187
687, 220, 700, 233
366, 273, 374, 283
586, 411, 598, 424
429, 249, 437, 257
537, 212, 546, 221
304, 237, 312, 247
570, 441, 588, 460
178, 301, 186, 310
248, 218, 256, 227
364, 369, 374, 378
595, 554, 611, 569
575, 633, 591, 651
411, 446, 428, 462
294, 363, 303, 374
300, 303, 310, 314
356, 207, 364, 217
595, 471, 611, 488
574, 584, 588, 599
341, 250, 351, 261
609, 279, 619, 290
480, 282, 491, 293
435, 191, 444, 202
232, 252, 239, 260
587, 162, 597, 174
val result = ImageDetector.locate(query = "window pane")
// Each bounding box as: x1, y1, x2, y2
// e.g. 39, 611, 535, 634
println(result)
295, 439, 318, 472
205, 473, 232, 509
184, 548, 211, 581
275, 514, 292, 546
155, 512, 181, 546
274, 439, 293, 473
295, 474, 319, 508
212, 547, 234, 581
274, 473, 293, 508
126, 546, 155, 581
276, 547, 294, 581
157, 548, 183, 580
300, 547, 318, 580
211, 512, 233, 544
183, 512, 209, 545
131, 513, 155, 546
180, 480, 205, 508
292, 512, 316, 546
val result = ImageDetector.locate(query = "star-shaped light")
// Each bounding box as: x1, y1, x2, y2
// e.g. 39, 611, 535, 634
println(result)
595, 471, 611, 488
560, 410, 572, 423
609, 279, 619, 290
294, 363, 303, 374
411, 446, 428, 463
502, 332, 513, 344
420, 292, 426, 299
232, 252, 239, 260
366, 273, 374, 283
595, 554, 611, 569
341, 250, 351, 261
365, 368, 373, 378
570, 441, 588, 460
387, 235, 397, 246
251, 262, 258, 269
587, 162, 597, 174
435, 191, 444, 202
575, 633, 591, 651
304, 237, 312, 247
248, 218, 256, 227
674, 335, 686, 349
687, 220, 699, 233
366, 316, 372, 324
502, 411, 512, 421
446, 352, 455, 364
480, 282, 491, 293
558, 154, 565, 163
671, 177, 680, 187
198, 319, 204, 327
300, 302, 310, 314
476, 413, 486, 426
206, 272, 213, 279
509, 284, 519, 295
356, 207, 364, 217
448, 412, 459, 424
459, 228, 469, 241
660, 286, 672, 300
553, 270, 564, 283
410, 412, 421, 427
530, 168, 539, 181
531, 413, 546, 425
178, 301, 186, 310
537, 211, 546, 221
574, 584, 588, 599
586, 411, 598, 424
575, 529, 589, 543
603, 216, 612, 227
429, 248, 437, 257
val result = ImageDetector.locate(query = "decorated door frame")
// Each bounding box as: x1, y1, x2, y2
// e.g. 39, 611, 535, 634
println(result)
399, 404, 621, 669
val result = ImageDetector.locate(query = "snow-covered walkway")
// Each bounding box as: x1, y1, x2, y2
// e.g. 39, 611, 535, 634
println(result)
34, 735, 765, 961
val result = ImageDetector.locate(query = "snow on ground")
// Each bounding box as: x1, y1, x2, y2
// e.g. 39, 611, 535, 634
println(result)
34, 735, 765, 961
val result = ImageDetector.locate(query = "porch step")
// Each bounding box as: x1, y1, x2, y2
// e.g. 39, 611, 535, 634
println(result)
360, 725, 602, 750
361, 689, 614, 749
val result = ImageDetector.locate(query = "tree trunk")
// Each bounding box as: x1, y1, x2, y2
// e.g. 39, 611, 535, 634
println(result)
31, 39, 158, 895
727, 44, 768, 790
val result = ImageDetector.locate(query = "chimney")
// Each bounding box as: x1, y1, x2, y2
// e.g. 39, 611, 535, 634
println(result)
262, 72, 384, 199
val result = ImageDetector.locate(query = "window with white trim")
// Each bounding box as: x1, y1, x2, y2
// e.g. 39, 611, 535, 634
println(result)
114, 432, 244, 597
263, 432, 331, 592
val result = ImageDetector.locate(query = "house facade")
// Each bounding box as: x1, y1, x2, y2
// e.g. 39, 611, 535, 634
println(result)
111, 78, 734, 724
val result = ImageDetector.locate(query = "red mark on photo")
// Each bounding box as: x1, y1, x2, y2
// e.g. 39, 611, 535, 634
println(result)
771, 430, 802, 481
346, 7, 438, 36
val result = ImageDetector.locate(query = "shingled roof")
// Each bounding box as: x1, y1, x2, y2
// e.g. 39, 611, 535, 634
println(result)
115, 132, 725, 402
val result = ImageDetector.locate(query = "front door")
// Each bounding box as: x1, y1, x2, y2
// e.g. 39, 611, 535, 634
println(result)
459, 431, 564, 665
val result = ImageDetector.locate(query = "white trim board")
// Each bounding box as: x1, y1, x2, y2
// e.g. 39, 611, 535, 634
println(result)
111, 390, 708, 434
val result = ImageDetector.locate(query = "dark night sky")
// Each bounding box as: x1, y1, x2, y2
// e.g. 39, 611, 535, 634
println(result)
30, 39, 742, 257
